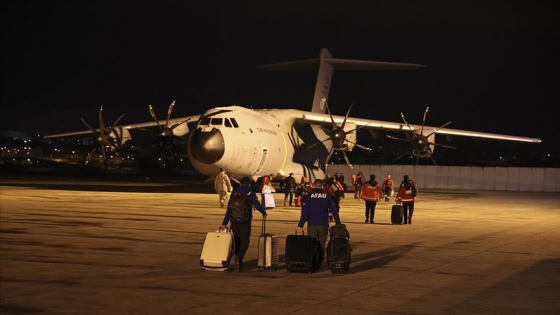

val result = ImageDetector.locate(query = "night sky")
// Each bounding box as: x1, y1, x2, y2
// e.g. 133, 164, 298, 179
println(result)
2, 1, 559, 154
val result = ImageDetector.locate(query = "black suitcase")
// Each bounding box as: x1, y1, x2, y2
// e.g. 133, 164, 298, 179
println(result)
391, 204, 404, 224
285, 234, 322, 273
327, 236, 351, 274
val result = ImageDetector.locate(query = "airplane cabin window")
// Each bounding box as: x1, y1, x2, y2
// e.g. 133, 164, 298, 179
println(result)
230, 118, 239, 128
211, 118, 223, 125
199, 117, 211, 126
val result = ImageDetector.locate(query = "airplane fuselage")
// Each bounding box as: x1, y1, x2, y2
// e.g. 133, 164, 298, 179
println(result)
188, 106, 328, 182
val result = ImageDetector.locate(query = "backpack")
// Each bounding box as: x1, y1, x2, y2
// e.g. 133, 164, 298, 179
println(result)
228, 190, 251, 223
411, 182, 418, 197
329, 224, 350, 239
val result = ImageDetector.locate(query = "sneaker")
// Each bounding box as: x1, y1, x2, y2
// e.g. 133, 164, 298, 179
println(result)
370, 221, 374, 224
365, 219, 369, 223
237, 260, 243, 272
408, 219, 412, 225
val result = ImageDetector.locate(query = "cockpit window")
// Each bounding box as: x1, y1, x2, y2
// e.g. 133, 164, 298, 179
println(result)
199, 117, 211, 126
230, 118, 239, 128
225, 118, 232, 128
211, 118, 223, 125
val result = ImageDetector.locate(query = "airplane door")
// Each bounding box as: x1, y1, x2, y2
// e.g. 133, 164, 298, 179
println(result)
251, 147, 268, 180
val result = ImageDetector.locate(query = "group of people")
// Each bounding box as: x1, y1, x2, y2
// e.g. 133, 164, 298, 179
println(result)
354, 172, 416, 224
213, 168, 416, 271
215, 171, 340, 271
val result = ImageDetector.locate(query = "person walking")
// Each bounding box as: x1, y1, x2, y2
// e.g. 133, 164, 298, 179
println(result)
337, 173, 346, 195
296, 179, 341, 252
382, 174, 395, 202
214, 167, 233, 208
360, 174, 382, 223
283, 173, 296, 207
324, 175, 344, 222
220, 176, 267, 271
295, 176, 311, 207
396, 175, 417, 224
258, 174, 274, 206
353, 171, 365, 199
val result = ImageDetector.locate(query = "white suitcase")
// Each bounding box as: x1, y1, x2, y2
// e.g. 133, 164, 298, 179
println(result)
200, 228, 234, 272
257, 217, 279, 271
263, 193, 275, 209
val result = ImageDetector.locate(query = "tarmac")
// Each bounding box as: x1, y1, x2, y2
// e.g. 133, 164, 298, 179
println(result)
1, 175, 559, 314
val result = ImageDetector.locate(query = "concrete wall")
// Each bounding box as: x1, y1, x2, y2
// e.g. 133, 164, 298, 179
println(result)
326, 165, 560, 192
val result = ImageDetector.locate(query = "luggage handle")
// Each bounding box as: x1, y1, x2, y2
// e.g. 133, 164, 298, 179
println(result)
295, 230, 305, 236
218, 226, 230, 233
261, 215, 267, 235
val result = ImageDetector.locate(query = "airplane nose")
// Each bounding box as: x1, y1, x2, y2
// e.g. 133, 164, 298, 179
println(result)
189, 128, 225, 164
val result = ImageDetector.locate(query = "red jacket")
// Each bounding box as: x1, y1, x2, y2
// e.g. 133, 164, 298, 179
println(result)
382, 178, 395, 190
360, 181, 382, 202
396, 180, 416, 203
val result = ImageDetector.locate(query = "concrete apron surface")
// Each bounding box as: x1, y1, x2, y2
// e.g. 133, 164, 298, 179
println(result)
1, 179, 559, 314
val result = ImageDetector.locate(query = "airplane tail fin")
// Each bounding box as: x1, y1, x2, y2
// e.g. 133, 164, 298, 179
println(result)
256, 48, 425, 113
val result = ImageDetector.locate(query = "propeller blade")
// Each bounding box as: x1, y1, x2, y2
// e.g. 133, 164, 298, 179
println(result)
80, 118, 97, 134
426, 121, 452, 138
433, 143, 457, 150
325, 101, 338, 129
107, 113, 125, 140
111, 145, 121, 157
400, 112, 415, 135
386, 134, 411, 142
340, 121, 372, 137
340, 103, 353, 130
149, 105, 162, 130
166, 100, 175, 128
345, 138, 373, 151
87, 147, 97, 164
100, 145, 107, 168
99, 106, 105, 132
429, 154, 438, 166
307, 138, 331, 149
341, 150, 353, 169
318, 125, 332, 134
170, 117, 192, 130
392, 150, 411, 163
324, 147, 335, 169
420, 106, 429, 135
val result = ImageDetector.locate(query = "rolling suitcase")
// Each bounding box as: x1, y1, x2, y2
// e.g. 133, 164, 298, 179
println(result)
391, 203, 404, 224
327, 236, 351, 274
285, 233, 323, 273
257, 216, 279, 271
263, 193, 275, 209
200, 227, 235, 272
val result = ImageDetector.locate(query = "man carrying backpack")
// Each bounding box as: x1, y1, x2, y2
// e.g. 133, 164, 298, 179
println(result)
395, 175, 417, 225
220, 176, 267, 271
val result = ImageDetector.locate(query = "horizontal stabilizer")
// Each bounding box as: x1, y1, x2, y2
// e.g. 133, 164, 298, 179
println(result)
255, 57, 425, 71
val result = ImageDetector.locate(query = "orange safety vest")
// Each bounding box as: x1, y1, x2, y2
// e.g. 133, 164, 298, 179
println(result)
360, 182, 382, 202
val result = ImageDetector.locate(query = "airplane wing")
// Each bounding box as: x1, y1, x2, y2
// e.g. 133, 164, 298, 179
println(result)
300, 112, 541, 143
44, 115, 201, 139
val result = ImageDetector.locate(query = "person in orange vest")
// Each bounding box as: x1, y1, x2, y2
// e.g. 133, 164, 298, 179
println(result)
360, 174, 382, 223
295, 176, 311, 207
382, 174, 395, 202
396, 175, 417, 224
